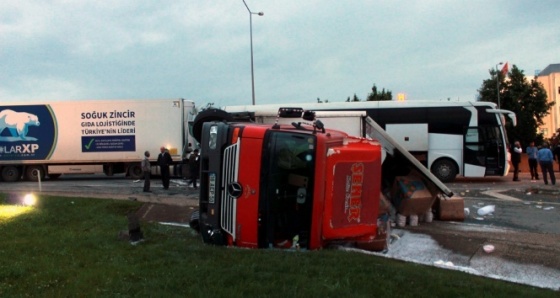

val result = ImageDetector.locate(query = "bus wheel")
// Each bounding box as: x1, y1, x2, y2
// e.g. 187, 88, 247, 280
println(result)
189, 209, 200, 232
431, 159, 457, 183
1, 166, 21, 182
128, 163, 143, 179
25, 166, 45, 182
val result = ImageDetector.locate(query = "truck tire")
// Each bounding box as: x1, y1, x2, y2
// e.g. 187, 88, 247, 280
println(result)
128, 163, 143, 179
431, 159, 457, 183
1, 166, 21, 182
25, 166, 46, 182
189, 209, 200, 232
192, 108, 232, 143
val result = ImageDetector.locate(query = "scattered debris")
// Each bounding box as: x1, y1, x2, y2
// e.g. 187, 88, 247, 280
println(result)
133, 179, 140, 183
475, 217, 485, 221
477, 205, 495, 216
434, 260, 455, 267
409, 215, 419, 226
464, 208, 470, 217
396, 214, 407, 227
543, 207, 555, 211
483, 244, 495, 253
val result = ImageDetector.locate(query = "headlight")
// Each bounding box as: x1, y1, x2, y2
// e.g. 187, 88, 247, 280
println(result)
209, 125, 218, 150
23, 193, 37, 206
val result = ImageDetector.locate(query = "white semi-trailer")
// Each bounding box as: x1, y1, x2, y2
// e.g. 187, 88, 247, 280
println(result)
0, 98, 197, 182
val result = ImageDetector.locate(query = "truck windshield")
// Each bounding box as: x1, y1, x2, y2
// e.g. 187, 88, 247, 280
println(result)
259, 131, 316, 249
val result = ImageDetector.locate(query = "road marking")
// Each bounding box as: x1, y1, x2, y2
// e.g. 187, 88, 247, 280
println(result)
480, 190, 522, 202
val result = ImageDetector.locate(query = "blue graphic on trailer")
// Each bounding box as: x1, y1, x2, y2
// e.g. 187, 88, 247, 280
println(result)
0, 105, 57, 160
81, 135, 136, 152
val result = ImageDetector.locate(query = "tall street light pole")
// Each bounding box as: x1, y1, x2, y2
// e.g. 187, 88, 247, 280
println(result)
242, 0, 263, 106
496, 62, 503, 109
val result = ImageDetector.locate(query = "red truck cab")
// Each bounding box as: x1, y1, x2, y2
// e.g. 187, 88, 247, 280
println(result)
194, 109, 385, 250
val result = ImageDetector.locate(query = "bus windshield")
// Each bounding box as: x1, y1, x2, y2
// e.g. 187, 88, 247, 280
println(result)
259, 131, 316, 249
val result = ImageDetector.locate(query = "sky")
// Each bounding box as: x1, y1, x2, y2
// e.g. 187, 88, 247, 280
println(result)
1, 1, 559, 108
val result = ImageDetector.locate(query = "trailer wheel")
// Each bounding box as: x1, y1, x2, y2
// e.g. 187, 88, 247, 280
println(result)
189, 209, 200, 232
1, 166, 21, 182
431, 159, 457, 183
128, 163, 143, 179
25, 166, 45, 182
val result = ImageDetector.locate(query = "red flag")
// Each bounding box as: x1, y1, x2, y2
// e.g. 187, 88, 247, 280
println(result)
501, 62, 509, 77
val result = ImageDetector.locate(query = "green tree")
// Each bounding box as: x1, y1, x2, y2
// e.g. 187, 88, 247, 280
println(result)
478, 64, 553, 148
367, 84, 392, 101
346, 93, 360, 102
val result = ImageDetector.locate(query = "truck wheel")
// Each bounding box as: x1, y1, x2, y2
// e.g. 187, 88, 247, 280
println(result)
192, 108, 232, 143
25, 166, 45, 182
189, 209, 200, 232
431, 159, 457, 183
128, 163, 143, 179
1, 166, 21, 182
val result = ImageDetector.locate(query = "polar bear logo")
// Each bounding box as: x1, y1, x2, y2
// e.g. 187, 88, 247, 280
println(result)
0, 109, 41, 141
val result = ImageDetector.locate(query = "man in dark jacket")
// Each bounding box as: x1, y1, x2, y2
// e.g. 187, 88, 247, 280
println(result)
511, 141, 522, 181
142, 150, 151, 192
157, 146, 173, 189
188, 149, 200, 189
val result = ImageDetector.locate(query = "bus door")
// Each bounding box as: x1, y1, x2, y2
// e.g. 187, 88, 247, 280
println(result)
463, 126, 504, 177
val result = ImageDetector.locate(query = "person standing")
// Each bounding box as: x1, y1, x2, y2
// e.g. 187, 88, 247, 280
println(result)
157, 146, 173, 189
526, 141, 539, 180
188, 149, 200, 189
511, 141, 522, 181
142, 150, 151, 192
554, 143, 560, 172
537, 142, 556, 185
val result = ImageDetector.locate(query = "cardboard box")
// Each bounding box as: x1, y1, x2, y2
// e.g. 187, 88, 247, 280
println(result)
391, 176, 436, 216
397, 195, 436, 216
436, 196, 465, 221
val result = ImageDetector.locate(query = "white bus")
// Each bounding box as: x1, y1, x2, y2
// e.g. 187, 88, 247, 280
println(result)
220, 101, 516, 182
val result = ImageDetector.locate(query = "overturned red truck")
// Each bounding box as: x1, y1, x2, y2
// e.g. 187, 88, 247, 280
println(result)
189, 108, 457, 251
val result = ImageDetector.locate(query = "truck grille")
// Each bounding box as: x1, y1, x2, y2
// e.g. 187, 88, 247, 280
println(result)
220, 142, 240, 240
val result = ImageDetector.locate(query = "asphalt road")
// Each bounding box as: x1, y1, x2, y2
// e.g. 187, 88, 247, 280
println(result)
2, 172, 557, 234
1, 172, 559, 290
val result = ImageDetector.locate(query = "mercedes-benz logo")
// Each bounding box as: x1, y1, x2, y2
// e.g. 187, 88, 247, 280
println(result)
227, 182, 243, 198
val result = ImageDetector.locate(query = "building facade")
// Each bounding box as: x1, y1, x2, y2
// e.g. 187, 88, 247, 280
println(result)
536, 64, 560, 138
